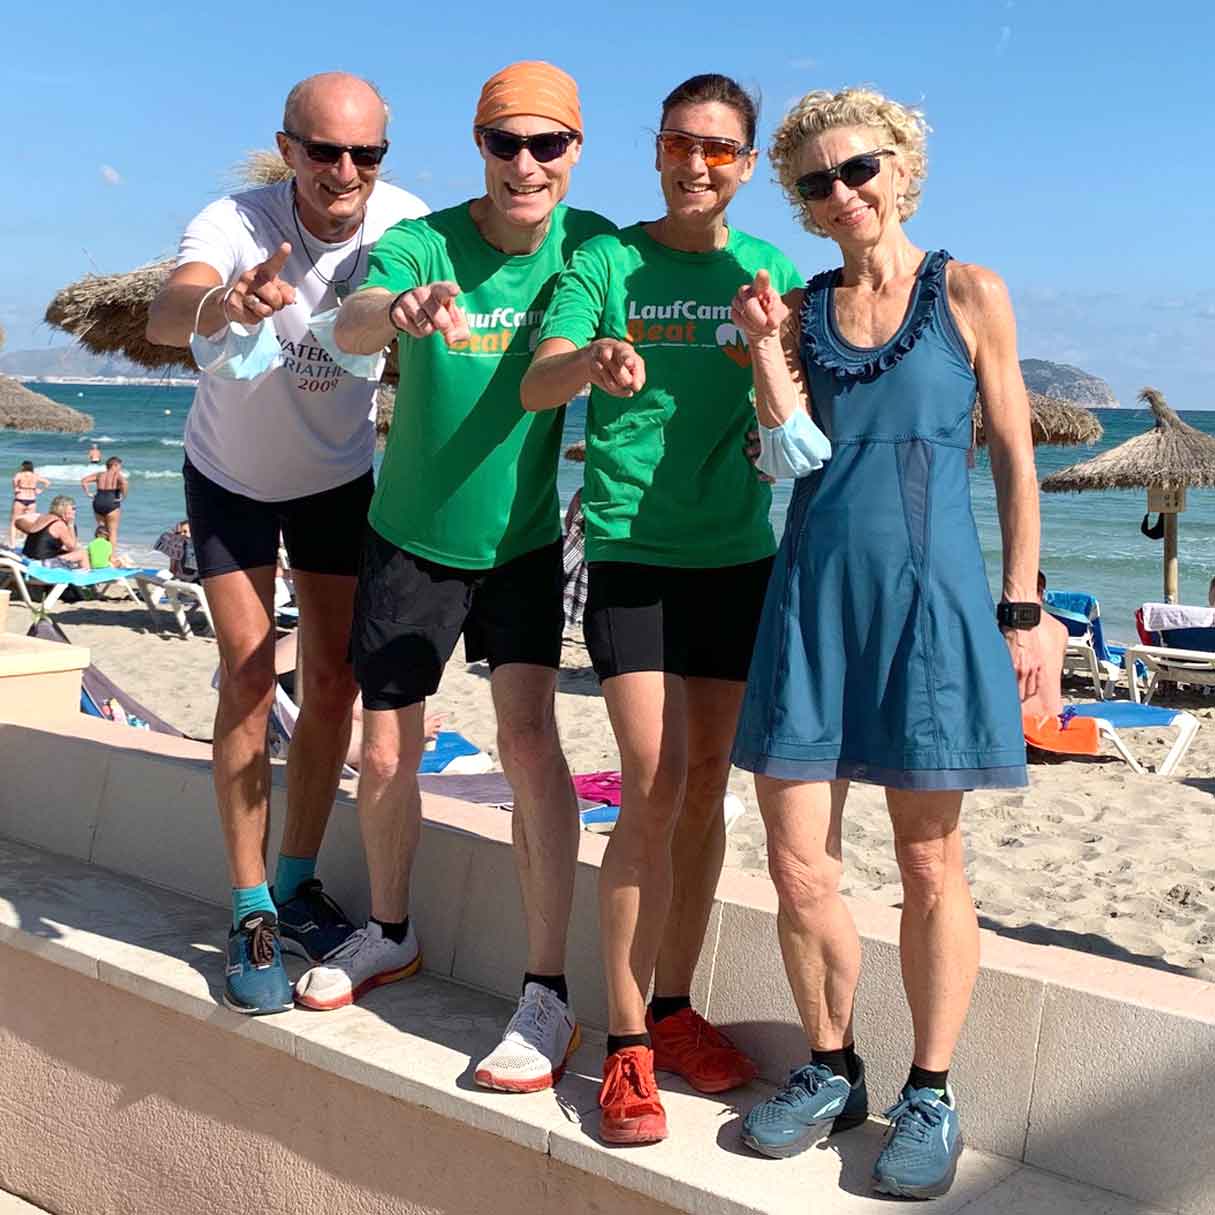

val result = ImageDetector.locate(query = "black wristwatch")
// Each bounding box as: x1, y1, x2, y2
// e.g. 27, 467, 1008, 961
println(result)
996, 601, 1041, 630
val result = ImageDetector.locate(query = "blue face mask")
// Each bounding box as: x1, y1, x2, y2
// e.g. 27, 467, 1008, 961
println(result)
756, 409, 833, 479
308, 307, 385, 380
190, 320, 283, 381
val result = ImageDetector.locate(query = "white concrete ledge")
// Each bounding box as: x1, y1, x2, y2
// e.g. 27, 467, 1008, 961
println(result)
0, 839, 1175, 1215
0, 719, 1212, 1212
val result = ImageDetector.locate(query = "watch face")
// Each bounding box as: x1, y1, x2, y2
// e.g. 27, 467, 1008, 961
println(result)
999, 602, 1040, 628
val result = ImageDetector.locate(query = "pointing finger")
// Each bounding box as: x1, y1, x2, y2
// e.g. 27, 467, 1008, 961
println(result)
259, 242, 292, 281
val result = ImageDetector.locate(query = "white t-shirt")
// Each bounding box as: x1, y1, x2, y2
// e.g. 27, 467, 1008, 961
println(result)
179, 179, 428, 502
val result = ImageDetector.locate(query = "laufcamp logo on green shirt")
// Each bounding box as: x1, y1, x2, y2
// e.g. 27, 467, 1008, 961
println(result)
450, 306, 546, 356
625, 298, 753, 368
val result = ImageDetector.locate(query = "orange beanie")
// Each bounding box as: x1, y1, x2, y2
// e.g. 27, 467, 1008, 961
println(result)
473, 61, 583, 138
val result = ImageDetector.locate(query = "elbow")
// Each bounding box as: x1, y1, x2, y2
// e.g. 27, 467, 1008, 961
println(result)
145, 296, 174, 347
519, 370, 544, 412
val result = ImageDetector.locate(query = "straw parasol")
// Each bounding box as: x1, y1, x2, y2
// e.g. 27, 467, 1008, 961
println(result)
973, 390, 1103, 448
45, 258, 193, 373
1041, 387, 1215, 602
0, 377, 94, 433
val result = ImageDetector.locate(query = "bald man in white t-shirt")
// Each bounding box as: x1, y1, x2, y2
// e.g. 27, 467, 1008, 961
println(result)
147, 72, 427, 1015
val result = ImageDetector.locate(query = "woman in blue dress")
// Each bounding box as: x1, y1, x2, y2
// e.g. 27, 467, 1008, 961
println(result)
728, 88, 1041, 1199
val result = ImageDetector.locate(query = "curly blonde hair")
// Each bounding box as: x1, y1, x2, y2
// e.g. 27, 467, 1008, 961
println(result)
770, 87, 929, 237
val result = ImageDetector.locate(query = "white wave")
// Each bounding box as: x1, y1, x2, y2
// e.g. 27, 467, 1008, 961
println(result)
159, 439, 185, 447
78, 434, 116, 443
138, 470, 183, 479
39, 464, 99, 480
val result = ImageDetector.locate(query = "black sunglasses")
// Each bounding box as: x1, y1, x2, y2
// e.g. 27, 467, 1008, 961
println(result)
795, 150, 893, 201
281, 130, 388, 168
475, 126, 580, 164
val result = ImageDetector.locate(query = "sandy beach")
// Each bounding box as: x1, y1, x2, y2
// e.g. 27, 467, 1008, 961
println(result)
7, 593, 1213, 984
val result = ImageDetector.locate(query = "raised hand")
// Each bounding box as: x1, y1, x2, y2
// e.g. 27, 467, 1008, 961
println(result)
224, 243, 297, 326
731, 269, 788, 341
389, 281, 471, 346
588, 338, 646, 397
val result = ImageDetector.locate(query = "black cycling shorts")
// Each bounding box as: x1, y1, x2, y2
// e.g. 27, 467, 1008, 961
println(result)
183, 457, 374, 579
583, 556, 775, 683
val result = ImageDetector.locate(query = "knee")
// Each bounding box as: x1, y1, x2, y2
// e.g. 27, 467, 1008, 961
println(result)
219, 653, 275, 720
301, 660, 358, 716
682, 753, 731, 820
360, 731, 414, 786
496, 709, 559, 777
894, 839, 952, 912
768, 848, 842, 922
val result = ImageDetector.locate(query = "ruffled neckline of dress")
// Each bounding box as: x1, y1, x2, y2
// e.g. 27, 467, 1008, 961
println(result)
801, 250, 950, 381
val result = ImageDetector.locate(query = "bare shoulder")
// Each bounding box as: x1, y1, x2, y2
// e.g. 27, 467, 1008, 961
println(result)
946, 260, 1013, 320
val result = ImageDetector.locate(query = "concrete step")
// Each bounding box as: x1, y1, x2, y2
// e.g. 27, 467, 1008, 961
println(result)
0, 836, 1175, 1215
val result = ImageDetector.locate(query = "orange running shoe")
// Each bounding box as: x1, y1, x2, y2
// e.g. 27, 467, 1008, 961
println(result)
648, 1006, 757, 1094
598, 1046, 668, 1144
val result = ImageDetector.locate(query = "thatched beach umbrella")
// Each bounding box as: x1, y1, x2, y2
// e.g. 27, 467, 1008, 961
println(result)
0, 377, 94, 433
973, 390, 1103, 448
1042, 388, 1215, 602
45, 258, 193, 373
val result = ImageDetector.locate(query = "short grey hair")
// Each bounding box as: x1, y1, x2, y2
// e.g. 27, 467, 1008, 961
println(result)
282, 73, 391, 134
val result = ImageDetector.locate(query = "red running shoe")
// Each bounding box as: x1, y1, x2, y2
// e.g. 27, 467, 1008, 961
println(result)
598, 1046, 668, 1145
648, 1006, 757, 1094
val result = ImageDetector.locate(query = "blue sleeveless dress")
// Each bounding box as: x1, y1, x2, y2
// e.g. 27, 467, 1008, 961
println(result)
732, 251, 1027, 790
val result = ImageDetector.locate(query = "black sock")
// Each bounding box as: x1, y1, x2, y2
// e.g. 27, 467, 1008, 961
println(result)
843, 1042, 860, 1084
523, 972, 568, 1005
370, 915, 410, 945
812, 1047, 850, 1080
607, 1032, 650, 1056
908, 1064, 949, 1094
648, 994, 691, 1023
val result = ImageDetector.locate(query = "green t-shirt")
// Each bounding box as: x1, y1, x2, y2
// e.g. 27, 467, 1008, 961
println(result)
362, 202, 615, 569
86, 537, 112, 569
538, 223, 802, 567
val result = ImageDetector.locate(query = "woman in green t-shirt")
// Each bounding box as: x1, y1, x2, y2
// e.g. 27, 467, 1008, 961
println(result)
522, 73, 801, 1146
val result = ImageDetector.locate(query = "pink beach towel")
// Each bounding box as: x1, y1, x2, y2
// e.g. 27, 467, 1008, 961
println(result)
572, 771, 621, 806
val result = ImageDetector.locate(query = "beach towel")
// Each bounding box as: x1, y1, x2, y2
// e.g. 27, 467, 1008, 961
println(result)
1023, 709, 1100, 757
572, 771, 622, 806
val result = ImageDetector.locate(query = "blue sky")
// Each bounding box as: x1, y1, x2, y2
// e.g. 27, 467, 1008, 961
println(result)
5, 1, 1214, 405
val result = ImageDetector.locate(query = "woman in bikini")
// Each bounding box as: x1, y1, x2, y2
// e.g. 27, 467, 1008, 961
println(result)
81, 456, 129, 544
10, 462, 51, 547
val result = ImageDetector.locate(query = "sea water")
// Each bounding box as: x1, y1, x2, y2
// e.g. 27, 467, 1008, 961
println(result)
4, 382, 1209, 645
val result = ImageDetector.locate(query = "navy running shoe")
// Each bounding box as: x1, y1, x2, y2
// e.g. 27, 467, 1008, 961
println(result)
872, 1084, 963, 1199
275, 878, 356, 963
224, 910, 294, 1015
741, 1058, 868, 1158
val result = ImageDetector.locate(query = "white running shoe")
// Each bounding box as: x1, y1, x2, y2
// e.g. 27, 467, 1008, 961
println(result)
475, 982, 581, 1092
294, 919, 421, 1010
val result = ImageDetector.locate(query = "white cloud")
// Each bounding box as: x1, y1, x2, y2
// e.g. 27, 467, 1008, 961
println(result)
99, 165, 122, 186
996, 25, 1012, 55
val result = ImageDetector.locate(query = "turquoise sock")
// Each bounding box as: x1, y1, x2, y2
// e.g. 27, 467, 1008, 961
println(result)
273, 854, 317, 903
232, 882, 276, 930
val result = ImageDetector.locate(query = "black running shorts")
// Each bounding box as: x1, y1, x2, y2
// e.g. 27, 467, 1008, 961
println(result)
183, 457, 374, 579
583, 556, 775, 683
351, 527, 564, 711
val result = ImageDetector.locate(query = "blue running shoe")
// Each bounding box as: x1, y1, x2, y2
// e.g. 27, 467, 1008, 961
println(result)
275, 878, 356, 963
742, 1058, 868, 1158
873, 1084, 963, 1199
224, 910, 294, 1015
